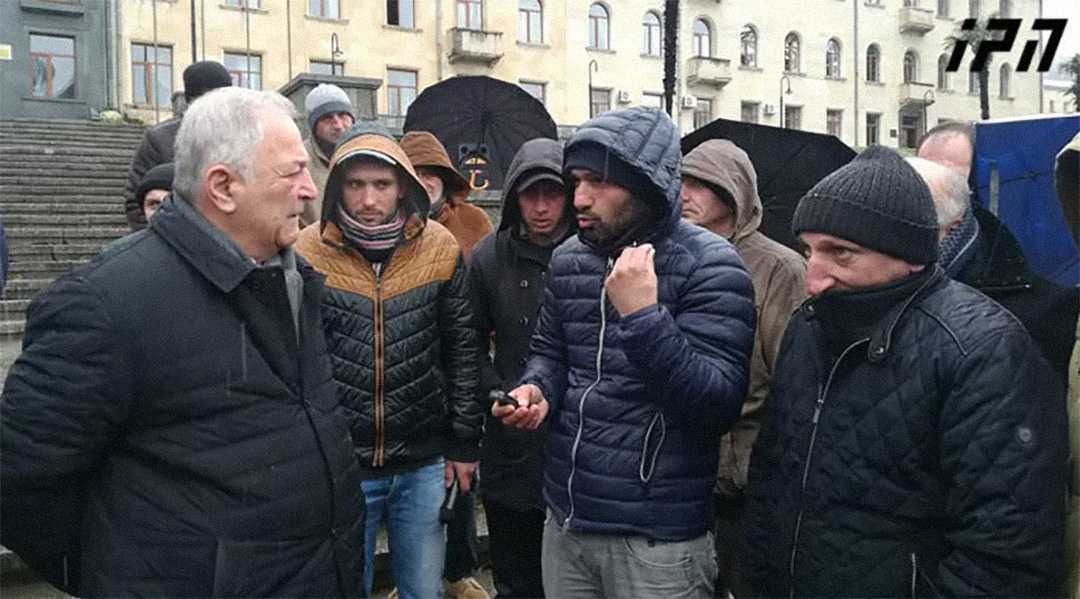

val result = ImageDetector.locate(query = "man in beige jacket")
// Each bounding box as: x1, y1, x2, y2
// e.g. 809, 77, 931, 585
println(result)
300, 83, 355, 227
681, 139, 806, 597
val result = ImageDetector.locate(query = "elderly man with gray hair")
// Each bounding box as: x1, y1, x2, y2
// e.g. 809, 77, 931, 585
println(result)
0, 87, 364, 597
906, 153, 1079, 383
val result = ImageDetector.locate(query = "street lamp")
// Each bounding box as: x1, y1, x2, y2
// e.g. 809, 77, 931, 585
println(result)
330, 33, 344, 76
922, 88, 936, 136
588, 59, 599, 119
778, 74, 792, 128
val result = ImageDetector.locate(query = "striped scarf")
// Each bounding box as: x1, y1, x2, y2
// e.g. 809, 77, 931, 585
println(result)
336, 204, 406, 261
939, 206, 981, 277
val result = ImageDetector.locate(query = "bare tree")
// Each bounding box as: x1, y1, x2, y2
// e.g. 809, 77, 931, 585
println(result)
1063, 53, 1080, 113
945, 16, 998, 121
662, 0, 678, 116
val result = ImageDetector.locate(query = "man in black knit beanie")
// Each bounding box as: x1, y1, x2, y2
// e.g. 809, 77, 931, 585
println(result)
746, 145, 1068, 598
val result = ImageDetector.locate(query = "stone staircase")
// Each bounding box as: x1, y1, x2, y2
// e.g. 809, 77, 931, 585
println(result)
1, 118, 142, 338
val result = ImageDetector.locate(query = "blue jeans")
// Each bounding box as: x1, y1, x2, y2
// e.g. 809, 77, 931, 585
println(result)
361, 460, 446, 599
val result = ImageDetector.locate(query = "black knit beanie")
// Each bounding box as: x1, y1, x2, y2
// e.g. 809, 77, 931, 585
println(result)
183, 61, 233, 102
136, 162, 174, 206
791, 145, 939, 264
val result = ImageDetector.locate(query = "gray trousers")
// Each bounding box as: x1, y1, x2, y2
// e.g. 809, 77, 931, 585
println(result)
541, 511, 717, 599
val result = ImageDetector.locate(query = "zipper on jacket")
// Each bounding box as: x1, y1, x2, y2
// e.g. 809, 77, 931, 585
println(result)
564, 256, 614, 530
788, 337, 869, 599
910, 553, 917, 599
373, 264, 386, 468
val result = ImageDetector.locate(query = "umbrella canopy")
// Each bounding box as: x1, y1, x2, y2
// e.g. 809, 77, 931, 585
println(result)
682, 118, 856, 251
404, 76, 558, 191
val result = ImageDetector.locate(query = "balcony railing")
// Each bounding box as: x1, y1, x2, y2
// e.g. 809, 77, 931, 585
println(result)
447, 28, 504, 66
686, 56, 732, 88
899, 7, 935, 34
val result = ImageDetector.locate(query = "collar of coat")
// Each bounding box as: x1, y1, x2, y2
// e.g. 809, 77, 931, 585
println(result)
804, 266, 945, 363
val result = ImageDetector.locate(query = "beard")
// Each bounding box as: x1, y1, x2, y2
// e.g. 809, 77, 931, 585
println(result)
578, 195, 653, 249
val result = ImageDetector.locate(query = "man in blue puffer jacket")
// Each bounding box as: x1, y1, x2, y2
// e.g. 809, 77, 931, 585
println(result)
494, 107, 756, 598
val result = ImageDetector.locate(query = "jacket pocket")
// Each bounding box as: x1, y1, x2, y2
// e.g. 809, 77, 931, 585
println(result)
910, 553, 945, 599
639, 412, 667, 483
211, 537, 335, 597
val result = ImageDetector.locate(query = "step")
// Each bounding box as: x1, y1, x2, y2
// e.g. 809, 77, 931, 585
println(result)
2, 278, 54, 301
0, 154, 135, 165
0, 166, 130, 178
3, 215, 126, 227
1, 186, 125, 197
0, 202, 122, 215
0, 299, 31, 318
7, 243, 103, 261
0, 319, 26, 337
4, 226, 127, 245
0, 179, 127, 191
0, 146, 137, 159
7, 258, 87, 274
1, 118, 146, 131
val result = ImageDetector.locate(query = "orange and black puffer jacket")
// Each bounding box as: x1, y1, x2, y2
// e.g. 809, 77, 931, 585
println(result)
295, 129, 482, 472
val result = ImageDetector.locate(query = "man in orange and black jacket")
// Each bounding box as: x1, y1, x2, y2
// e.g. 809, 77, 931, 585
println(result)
295, 121, 482, 599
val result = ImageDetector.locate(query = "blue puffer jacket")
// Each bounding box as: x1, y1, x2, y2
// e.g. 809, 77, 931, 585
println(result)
520, 108, 756, 541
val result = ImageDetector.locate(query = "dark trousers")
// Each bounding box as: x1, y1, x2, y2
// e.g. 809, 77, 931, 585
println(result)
484, 499, 545, 598
713, 493, 750, 598
445, 488, 479, 582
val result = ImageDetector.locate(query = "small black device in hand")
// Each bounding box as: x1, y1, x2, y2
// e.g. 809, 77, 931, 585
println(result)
490, 389, 518, 408
440, 477, 459, 524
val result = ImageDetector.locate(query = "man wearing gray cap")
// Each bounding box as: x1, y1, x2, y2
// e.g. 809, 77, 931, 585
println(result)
301, 83, 355, 227
747, 146, 1067, 598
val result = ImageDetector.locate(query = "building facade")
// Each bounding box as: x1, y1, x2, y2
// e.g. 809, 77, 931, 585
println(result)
4, 0, 1049, 148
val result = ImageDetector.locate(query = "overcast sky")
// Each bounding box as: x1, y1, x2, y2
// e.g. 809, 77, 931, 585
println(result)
1043, 0, 1079, 62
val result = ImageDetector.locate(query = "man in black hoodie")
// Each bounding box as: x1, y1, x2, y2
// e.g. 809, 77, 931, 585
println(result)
468, 137, 573, 598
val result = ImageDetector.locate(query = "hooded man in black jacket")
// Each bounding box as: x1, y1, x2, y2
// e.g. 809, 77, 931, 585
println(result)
468, 137, 574, 598
748, 146, 1067, 598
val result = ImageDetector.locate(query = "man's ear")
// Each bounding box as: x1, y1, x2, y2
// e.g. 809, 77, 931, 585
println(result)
204, 165, 239, 214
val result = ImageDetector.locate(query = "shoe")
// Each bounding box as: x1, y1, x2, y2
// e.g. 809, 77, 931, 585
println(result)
445, 577, 491, 599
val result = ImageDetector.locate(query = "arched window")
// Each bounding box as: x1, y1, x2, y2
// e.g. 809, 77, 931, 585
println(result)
740, 24, 758, 67
588, 3, 609, 50
937, 53, 951, 90
903, 50, 919, 83
784, 32, 801, 73
998, 0, 1010, 17
518, 0, 542, 44
457, 0, 483, 30
937, 0, 950, 16
968, 0, 980, 18
866, 44, 881, 82
693, 18, 712, 58
641, 11, 662, 56
969, 69, 979, 94
826, 38, 842, 78
999, 63, 1011, 98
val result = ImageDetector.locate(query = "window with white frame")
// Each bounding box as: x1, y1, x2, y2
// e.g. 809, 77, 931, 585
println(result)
387, 0, 415, 28
693, 19, 712, 58
937, 54, 950, 89
866, 44, 881, 82
741, 101, 760, 123
224, 52, 261, 89
588, 3, 610, 50
387, 68, 417, 115
132, 43, 172, 106
519, 80, 546, 104
642, 11, 662, 56
694, 98, 713, 129
826, 38, 842, 79
519, 0, 542, 43
784, 33, 801, 73
457, 0, 483, 30
903, 50, 919, 83
827, 109, 843, 137
309, 0, 339, 19
866, 113, 881, 144
999, 63, 1010, 98
740, 25, 758, 67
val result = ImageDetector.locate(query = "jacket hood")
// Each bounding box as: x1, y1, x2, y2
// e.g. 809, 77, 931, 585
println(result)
399, 131, 471, 207
563, 107, 682, 242
321, 123, 430, 234
499, 137, 570, 232
682, 139, 763, 243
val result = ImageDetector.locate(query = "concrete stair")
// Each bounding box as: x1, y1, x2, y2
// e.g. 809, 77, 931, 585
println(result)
0, 119, 143, 337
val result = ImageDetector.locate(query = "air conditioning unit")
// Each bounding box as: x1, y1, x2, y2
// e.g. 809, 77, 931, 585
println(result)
680, 96, 697, 110
616, 90, 632, 104
762, 103, 777, 115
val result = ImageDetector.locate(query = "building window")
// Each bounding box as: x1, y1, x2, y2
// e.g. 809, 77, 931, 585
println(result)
784, 33, 801, 74
827, 109, 843, 137
310, 59, 344, 76
132, 43, 172, 106
309, 0, 339, 19
866, 113, 881, 145
588, 3, 610, 50
784, 105, 802, 130
740, 25, 758, 68
866, 44, 881, 82
29, 34, 76, 99
457, 0, 483, 30
590, 87, 611, 117
998, 0, 1010, 17
519, 80, 546, 104
903, 50, 919, 83
694, 98, 713, 129
741, 101, 760, 123
968, 0, 979, 18
826, 38, 842, 79
641, 11, 662, 56
387, 0, 415, 28
999, 63, 1010, 98
968, 69, 978, 95
224, 52, 261, 89
224, 0, 261, 8
937, 54, 950, 90
938, 0, 949, 15
387, 68, 417, 116
693, 19, 712, 58
904, 0, 919, 6
519, 0, 542, 43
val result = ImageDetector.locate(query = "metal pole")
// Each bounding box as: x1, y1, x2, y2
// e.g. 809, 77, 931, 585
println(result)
286, 0, 293, 79
152, 0, 160, 124
853, 0, 859, 146
190, 0, 197, 62
779, 75, 791, 128
331, 33, 342, 76
245, 0, 251, 88
591, 60, 600, 118
922, 88, 935, 136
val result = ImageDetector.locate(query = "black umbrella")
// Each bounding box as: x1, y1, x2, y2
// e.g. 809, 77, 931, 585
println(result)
682, 118, 856, 251
404, 76, 558, 191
